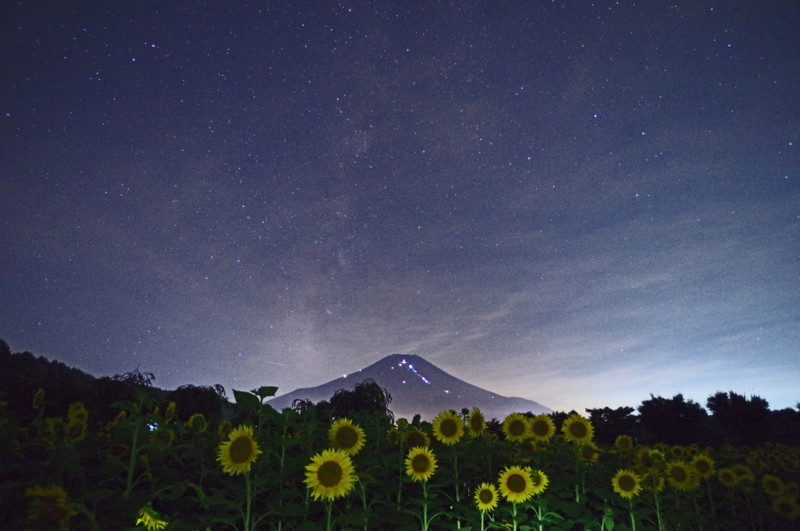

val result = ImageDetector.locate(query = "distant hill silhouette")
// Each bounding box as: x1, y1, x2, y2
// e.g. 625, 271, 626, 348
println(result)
266, 354, 551, 420
0, 340, 226, 424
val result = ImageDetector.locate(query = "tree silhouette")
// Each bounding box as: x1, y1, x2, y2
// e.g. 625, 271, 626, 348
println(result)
586, 406, 639, 444
169, 384, 228, 422
113, 367, 156, 388
637, 394, 708, 445
329, 379, 393, 426
707, 391, 770, 446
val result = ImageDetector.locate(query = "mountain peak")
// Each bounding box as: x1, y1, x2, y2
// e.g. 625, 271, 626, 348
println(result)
267, 354, 551, 420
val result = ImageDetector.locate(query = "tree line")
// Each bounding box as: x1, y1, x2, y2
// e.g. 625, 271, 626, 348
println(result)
2, 340, 798, 447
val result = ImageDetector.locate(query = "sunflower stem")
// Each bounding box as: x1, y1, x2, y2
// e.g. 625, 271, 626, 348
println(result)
653, 489, 663, 531
628, 498, 636, 531
397, 434, 404, 510
325, 500, 332, 531
244, 472, 252, 531
452, 446, 461, 528
422, 481, 429, 531
512, 501, 518, 531
359, 480, 368, 530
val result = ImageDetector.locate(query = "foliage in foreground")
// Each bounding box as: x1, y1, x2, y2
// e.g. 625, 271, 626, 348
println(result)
2, 380, 799, 531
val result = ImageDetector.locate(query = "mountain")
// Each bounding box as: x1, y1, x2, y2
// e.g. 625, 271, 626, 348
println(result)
266, 354, 551, 421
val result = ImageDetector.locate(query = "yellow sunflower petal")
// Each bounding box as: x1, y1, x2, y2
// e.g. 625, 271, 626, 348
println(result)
432, 410, 464, 445
405, 446, 438, 482
611, 469, 643, 499
217, 425, 262, 475
304, 448, 357, 501
328, 418, 366, 455
474, 482, 498, 512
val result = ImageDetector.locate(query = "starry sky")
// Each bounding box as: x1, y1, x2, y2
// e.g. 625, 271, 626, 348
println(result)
2, 1, 798, 413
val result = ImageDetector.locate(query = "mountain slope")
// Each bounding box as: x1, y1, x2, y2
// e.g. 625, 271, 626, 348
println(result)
266, 354, 551, 420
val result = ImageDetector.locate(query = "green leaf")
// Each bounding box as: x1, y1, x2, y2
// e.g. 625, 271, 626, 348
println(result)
253, 385, 278, 399
233, 388, 261, 410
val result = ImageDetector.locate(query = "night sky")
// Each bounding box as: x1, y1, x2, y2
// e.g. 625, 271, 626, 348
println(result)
2, 2, 798, 413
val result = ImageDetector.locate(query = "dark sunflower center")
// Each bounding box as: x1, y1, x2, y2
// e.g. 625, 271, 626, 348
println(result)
509, 420, 525, 437
532, 421, 548, 437
618, 475, 636, 492
412, 454, 430, 473
520, 441, 535, 453
335, 426, 358, 448
695, 460, 710, 474
440, 419, 458, 437
479, 489, 493, 503
506, 473, 527, 493
318, 461, 343, 487
229, 436, 254, 463
67, 422, 85, 439
670, 467, 687, 482
407, 432, 426, 447
470, 416, 483, 432
40, 498, 69, 525
569, 422, 587, 438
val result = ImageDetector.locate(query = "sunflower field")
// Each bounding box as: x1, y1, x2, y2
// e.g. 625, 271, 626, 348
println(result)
2, 383, 799, 530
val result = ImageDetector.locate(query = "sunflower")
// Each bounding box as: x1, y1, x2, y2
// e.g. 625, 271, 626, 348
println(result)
641, 471, 665, 492
636, 447, 665, 470
151, 427, 176, 447
467, 407, 487, 437
529, 468, 549, 495
561, 414, 594, 444
67, 402, 88, 424
185, 413, 208, 432
217, 420, 233, 440
404, 428, 430, 449
406, 446, 437, 482
25, 485, 77, 529
519, 439, 537, 455
497, 465, 536, 503
669, 445, 688, 459
217, 425, 262, 475
65, 418, 87, 443
690, 453, 715, 479
432, 410, 464, 445
474, 482, 499, 512
611, 469, 643, 499
577, 441, 600, 462
717, 467, 739, 488
614, 434, 634, 452
530, 414, 556, 442
305, 448, 357, 501
731, 464, 755, 487
665, 460, 699, 491
502, 413, 531, 442
772, 496, 800, 520
328, 418, 366, 455
164, 401, 177, 422
136, 504, 169, 531
762, 474, 785, 497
